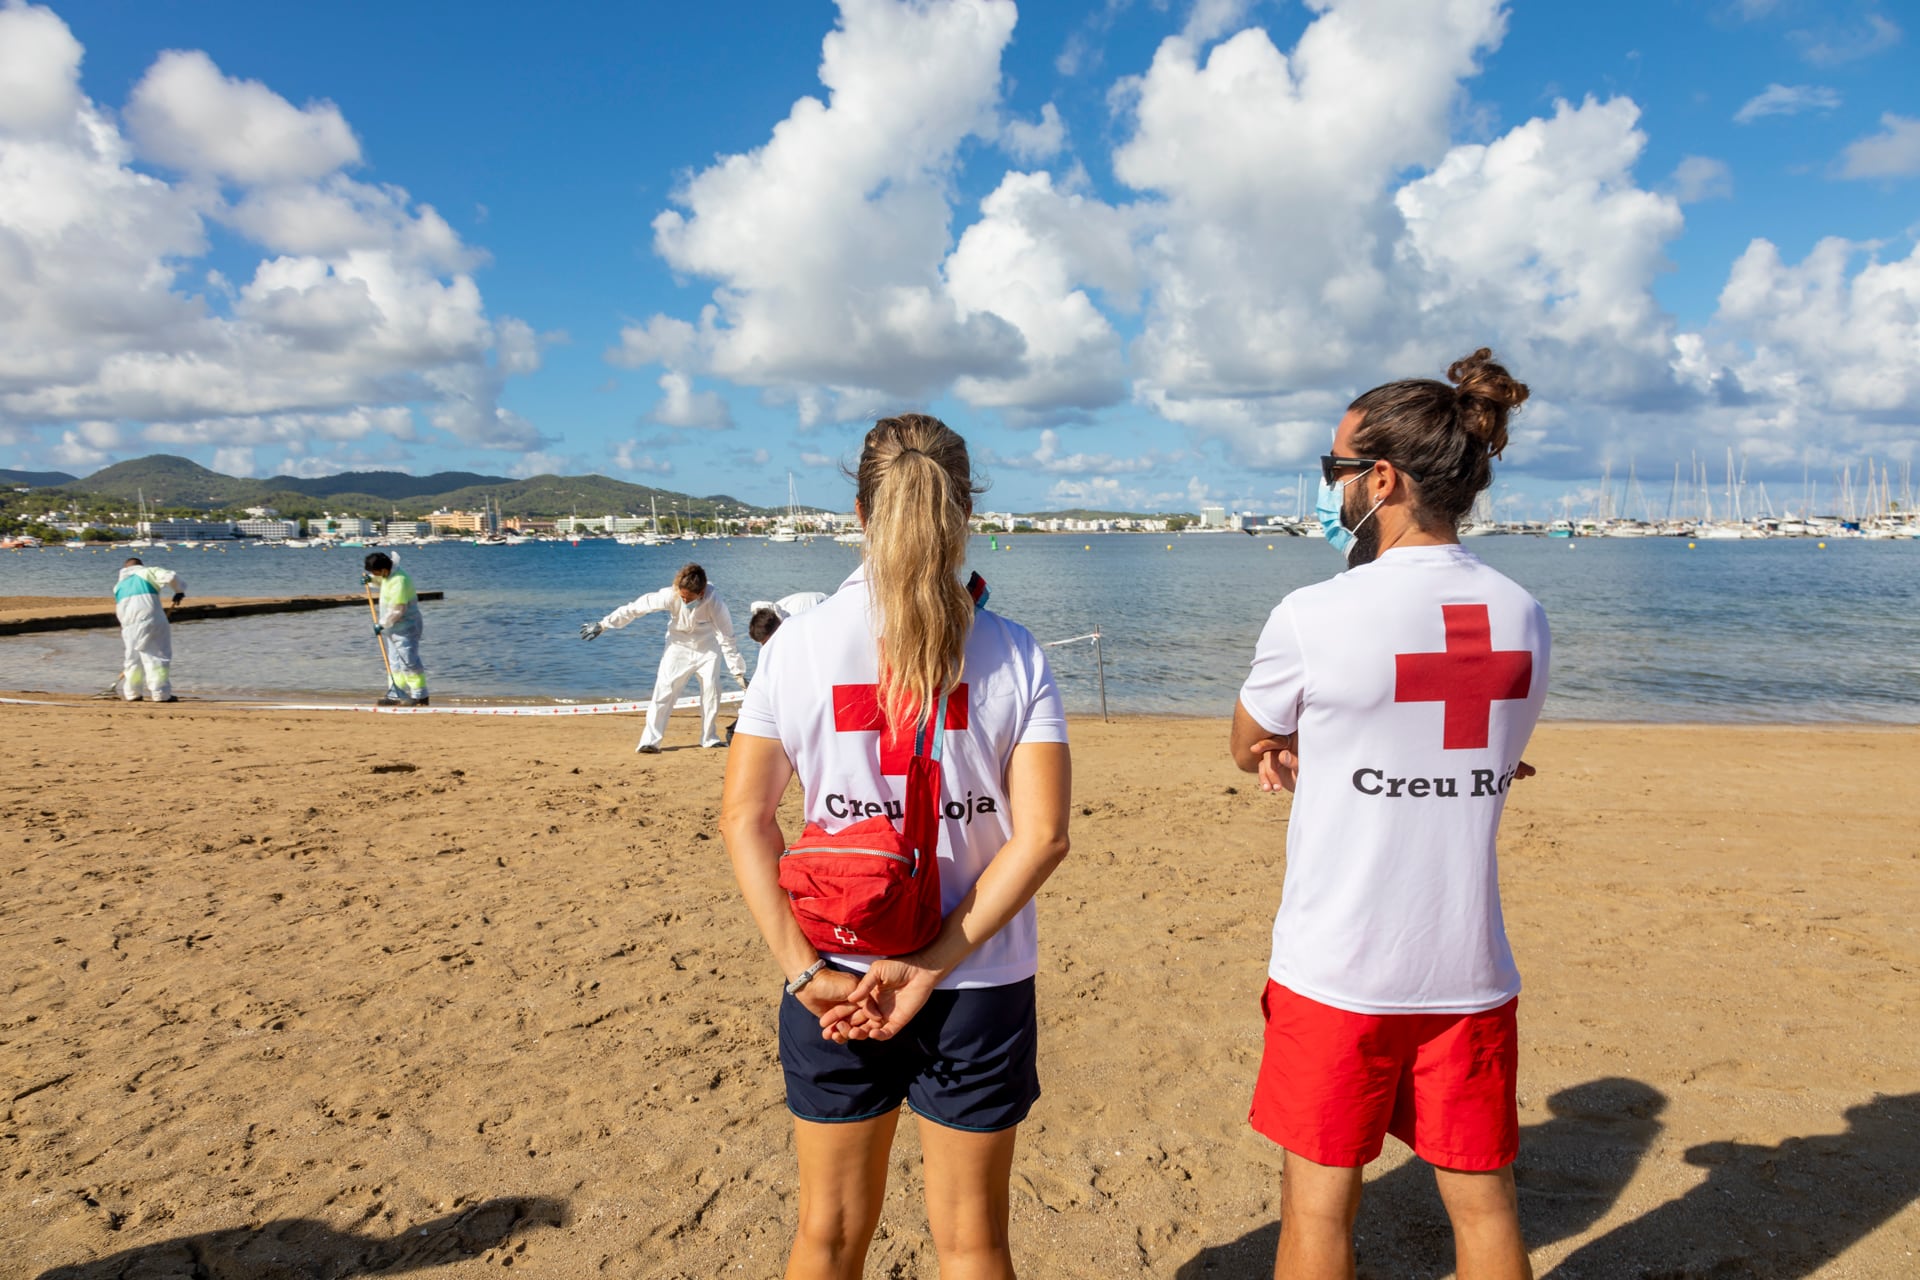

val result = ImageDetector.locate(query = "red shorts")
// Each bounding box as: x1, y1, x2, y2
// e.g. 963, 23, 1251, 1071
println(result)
1249, 981, 1519, 1171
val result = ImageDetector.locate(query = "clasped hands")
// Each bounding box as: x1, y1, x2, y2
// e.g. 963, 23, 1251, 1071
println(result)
795, 955, 943, 1045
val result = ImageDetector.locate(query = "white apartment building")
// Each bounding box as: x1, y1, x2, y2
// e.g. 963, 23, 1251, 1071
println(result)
235, 518, 300, 540
312, 515, 379, 538
139, 518, 238, 539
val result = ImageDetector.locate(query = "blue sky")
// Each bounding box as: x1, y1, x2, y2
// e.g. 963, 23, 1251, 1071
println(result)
1, 0, 1915, 515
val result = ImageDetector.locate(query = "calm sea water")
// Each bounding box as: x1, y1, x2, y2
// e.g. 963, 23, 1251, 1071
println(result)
4, 534, 1918, 722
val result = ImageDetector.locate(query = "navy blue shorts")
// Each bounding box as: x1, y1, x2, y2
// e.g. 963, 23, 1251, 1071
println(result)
779, 970, 1040, 1132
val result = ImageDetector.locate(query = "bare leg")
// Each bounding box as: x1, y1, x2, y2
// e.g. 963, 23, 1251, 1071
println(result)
1433, 1164, 1532, 1280
919, 1117, 1018, 1280
786, 1110, 899, 1280
1273, 1149, 1364, 1280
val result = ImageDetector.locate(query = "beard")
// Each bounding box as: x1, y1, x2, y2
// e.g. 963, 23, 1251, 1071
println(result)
1343, 483, 1383, 566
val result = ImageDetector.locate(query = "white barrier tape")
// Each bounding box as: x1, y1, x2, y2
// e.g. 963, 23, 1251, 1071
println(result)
2, 692, 747, 715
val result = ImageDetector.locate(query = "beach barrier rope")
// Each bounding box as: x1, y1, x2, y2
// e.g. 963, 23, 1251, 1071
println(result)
0, 692, 747, 716
1039, 625, 1109, 721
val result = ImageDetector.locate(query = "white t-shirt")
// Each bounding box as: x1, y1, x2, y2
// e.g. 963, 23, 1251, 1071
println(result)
1238, 544, 1550, 1015
735, 566, 1069, 989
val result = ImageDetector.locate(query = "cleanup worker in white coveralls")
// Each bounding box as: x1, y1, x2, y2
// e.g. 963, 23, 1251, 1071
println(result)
580, 562, 747, 752
114, 557, 185, 702
365, 551, 429, 707
745, 591, 830, 646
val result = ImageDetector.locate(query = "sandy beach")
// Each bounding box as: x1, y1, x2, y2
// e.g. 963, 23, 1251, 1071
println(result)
3, 700, 1916, 1278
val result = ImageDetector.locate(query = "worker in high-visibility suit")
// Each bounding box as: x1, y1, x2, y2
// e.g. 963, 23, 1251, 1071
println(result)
580, 562, 747, 752
114, 557, 185, 702
365, 551, 429, 707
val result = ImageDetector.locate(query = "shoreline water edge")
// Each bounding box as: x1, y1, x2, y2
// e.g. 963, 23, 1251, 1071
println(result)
5, 532, 1920, 721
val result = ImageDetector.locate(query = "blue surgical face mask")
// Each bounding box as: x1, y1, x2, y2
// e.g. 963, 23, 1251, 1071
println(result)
1314, 475, 1383, 561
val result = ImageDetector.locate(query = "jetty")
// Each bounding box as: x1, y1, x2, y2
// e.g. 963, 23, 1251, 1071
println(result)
0, 593, 445, 637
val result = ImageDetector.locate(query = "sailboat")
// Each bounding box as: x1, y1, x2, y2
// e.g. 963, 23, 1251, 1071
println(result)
616, 496, 669, 546
767, 473, 802, 543
129, 488, 160, 549
474, 494, 510, 544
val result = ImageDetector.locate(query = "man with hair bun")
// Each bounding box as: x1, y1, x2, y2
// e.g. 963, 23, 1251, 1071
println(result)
581, 562, 748, 752
1230, 349, 1548, 1280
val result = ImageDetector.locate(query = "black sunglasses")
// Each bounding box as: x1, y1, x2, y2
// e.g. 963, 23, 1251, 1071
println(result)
1320, 454, 1426, 486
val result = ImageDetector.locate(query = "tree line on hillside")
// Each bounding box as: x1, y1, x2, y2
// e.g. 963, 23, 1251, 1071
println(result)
1, 454, 765, 522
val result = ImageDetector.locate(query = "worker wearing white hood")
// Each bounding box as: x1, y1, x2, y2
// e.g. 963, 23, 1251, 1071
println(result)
114, 558, 185, 702
581, 562, 747, 752
746, 591, 830, 646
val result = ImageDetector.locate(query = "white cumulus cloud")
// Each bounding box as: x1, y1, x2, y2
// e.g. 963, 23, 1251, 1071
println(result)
986, 427, 1160, 474
1670, 155, 1734, 203
1715, 236, 1920, 417
1001, 102, 1067, 162
613, 440, 674, 475
607, 0, 1917, 482
125, 49, 361, 184
0, 2, 544, 470
1732, 83, 1840, 125
636, 0, 1025, 409
646, 371, 734, 431
1838, 113, 1920, 179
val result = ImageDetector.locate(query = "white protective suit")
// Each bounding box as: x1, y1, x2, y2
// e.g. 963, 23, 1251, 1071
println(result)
113, 565, 185, 701
748, 591, 830, 624
599, 584, 748, 749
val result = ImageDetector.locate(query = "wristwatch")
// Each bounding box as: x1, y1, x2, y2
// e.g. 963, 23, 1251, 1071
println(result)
785, 959, 827, 996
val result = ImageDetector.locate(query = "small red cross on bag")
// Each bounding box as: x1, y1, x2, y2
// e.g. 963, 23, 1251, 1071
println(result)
1394, 604, 1532, 751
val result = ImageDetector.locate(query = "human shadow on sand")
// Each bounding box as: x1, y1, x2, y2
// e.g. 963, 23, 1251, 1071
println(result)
36, 1195, 566, 1280
1176, 1077, 1667, 1278
1549, 1091, 1920, 1278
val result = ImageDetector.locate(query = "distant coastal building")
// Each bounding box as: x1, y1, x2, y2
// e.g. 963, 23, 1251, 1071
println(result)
1199, 505, 1228, 529
312, 515, 379, 538
428, 509, 498, 534
140, 518, 238, 540
503, 517, 555, 534
383, 520, 433, 539
236, 518, 300, 540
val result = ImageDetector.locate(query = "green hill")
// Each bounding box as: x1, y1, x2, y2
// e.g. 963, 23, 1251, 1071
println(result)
1, 468, 79, 488
47, 454, 771, 519
262, 469, 513, 501
79, 456, 255, 506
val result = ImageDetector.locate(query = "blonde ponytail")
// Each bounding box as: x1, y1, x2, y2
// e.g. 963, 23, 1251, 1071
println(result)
856, 414, 980, 731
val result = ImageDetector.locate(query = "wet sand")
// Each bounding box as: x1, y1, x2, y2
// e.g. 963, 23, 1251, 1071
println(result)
3, 703, 1916, 1277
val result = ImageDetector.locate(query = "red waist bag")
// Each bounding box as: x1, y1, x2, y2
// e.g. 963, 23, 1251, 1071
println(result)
778, 688, 948, 957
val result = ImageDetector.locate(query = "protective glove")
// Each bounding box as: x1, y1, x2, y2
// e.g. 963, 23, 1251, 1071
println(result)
580, 621, 604, 641
359, 574, 373, 586
373, 624, 384, 636
171, 592, 185, 606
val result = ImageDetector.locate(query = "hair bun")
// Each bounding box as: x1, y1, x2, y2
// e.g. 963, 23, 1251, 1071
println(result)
1446, 347, 1528, 458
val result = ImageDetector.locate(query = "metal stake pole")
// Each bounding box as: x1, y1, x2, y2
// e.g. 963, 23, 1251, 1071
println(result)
1093, 624, 1109, 722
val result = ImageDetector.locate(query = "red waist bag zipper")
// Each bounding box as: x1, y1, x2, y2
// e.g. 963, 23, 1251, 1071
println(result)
778, 689, 947, 957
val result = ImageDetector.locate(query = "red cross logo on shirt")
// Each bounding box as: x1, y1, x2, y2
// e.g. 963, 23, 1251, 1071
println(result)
832, 684, 970, 775
1394, 605, 1532, 751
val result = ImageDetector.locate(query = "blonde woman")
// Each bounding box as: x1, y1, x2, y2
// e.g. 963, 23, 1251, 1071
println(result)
721, 414, 1072, 1280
